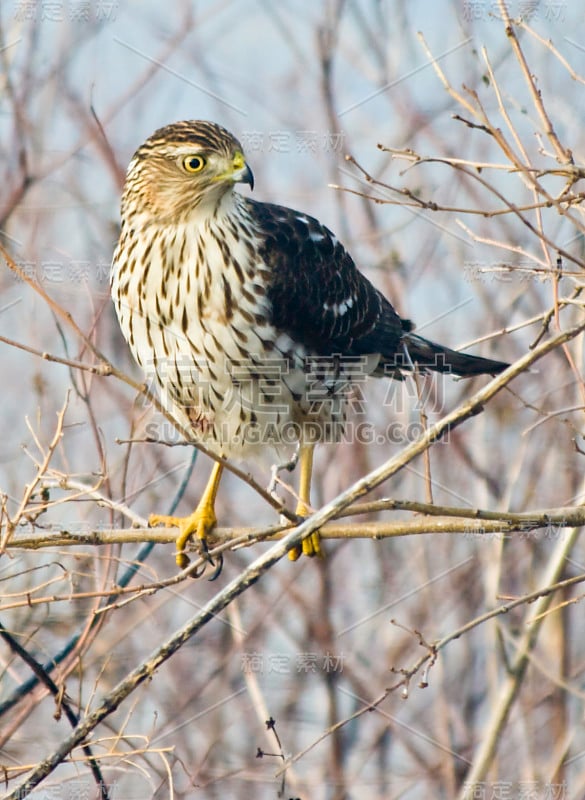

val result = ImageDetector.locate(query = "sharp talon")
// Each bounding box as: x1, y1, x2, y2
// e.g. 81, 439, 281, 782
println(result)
207, 553, 224, 581
150, 462, 224, 572
189, 561, 207, 579
199, 536, 209, 556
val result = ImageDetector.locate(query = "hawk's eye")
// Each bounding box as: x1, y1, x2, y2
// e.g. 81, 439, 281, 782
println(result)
182, 155, 206, 173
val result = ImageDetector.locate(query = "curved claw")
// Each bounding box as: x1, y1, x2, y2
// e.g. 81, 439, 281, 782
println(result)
207, 552, 224, 581
188, 550, 223, 581
184, 548, 223, 581
180, 534, 216, 577
149, 504, 217, 571
189, 560, 207, 579
149, 461, 224, 571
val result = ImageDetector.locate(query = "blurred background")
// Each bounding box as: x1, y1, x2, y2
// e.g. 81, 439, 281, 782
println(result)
1, 1, 584, 798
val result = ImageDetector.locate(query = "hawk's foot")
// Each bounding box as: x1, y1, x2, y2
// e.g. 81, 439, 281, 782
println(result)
288, 529, 322, 561
287, 443, 322, 561
288, 498, 323, 561
149, 502, 218, 573
149, 461, 224, 577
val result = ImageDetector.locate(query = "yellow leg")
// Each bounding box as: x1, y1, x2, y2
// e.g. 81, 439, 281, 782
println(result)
288, 443, 322, 561
150, 461, 223, 569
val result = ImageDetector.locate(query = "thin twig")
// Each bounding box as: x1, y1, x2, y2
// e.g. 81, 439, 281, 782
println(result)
498, 0, 573, 165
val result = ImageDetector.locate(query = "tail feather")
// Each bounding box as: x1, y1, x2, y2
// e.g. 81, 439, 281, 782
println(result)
395, 332, 509, 377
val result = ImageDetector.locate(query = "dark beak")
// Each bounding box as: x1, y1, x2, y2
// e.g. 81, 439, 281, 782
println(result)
238, 163, 254, 191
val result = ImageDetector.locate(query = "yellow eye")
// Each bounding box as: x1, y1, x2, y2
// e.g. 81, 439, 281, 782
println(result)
182, 154, 206, 173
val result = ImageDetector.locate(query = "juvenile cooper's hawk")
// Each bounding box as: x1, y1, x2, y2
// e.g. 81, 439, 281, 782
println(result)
111, 120, 508, 569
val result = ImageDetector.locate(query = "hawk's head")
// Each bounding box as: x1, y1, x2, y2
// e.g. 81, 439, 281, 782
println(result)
121, 120, 254, 222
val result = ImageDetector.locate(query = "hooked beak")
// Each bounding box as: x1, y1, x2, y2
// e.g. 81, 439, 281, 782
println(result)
237, 162, 254, 190
231, 151, 254, 190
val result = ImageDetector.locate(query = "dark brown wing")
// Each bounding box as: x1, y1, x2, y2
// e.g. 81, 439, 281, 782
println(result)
251, 200, 406, 359
251, 200, 508, 377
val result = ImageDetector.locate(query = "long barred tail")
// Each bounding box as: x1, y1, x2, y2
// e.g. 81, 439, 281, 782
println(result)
398, 332, 509, 377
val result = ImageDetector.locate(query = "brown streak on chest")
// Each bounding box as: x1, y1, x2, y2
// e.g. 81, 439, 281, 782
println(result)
230, 256, 245, 284
222, 275, 234, 321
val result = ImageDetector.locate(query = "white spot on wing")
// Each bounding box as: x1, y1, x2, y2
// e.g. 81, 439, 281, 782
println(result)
323, 295, 356, 316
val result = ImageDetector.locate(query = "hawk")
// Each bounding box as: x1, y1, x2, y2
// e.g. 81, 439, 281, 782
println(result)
111, 120, 507, 570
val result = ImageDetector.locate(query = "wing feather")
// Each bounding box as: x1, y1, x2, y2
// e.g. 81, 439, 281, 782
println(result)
251, 201, 405, 359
